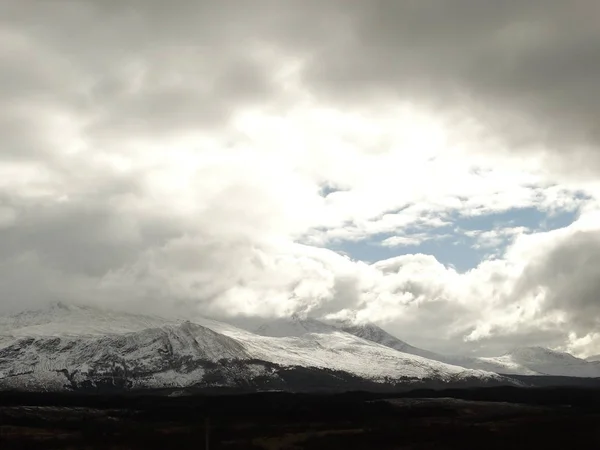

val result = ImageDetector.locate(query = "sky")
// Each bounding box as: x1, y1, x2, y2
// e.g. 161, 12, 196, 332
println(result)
2, 0, 600, 357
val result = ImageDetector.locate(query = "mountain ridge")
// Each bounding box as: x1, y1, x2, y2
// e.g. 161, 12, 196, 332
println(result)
330, 320, 600, 378
0, 304, 503, 392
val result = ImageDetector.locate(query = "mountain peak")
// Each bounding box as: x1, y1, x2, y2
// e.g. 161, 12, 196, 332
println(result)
340, 321, 393, 341
1, 302, 181, 338
17, 301, 104, 317
289, 311, 306, 321
48, 301, 96, 313
337, 321, 447, 362
255, 316, 337, 338
505, 346, 572, 360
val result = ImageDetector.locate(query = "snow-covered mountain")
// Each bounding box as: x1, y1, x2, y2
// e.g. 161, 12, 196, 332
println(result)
0, 304, 503, 392
336, 321, 600, 378
474, 347, 600, 377
254, 316, 511, 381
336, 322, 444, 361
0, 302, 181, 340
255, 314, 338, 337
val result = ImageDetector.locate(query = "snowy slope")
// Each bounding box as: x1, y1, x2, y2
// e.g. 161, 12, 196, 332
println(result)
333, 321, 483, 371
253, 316, 500, 381
0, 320, 254, 391
0, 305, 503, 391
337, 321, 600, 378
0, 303, 182, 339
337, 322, 444, 361
476, 347, 600, 377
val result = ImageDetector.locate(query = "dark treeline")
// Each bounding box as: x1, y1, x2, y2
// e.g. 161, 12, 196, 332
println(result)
3, 386, 600, 449
3, 385, 600, 413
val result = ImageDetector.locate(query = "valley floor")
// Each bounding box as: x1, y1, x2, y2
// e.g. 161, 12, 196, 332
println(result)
1, 388, 600, 449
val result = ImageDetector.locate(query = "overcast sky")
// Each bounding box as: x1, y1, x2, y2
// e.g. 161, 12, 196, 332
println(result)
2, 0, 600, 357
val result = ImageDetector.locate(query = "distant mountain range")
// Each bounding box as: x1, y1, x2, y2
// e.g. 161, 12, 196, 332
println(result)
586, 354, 600, 362
258, 317, 600, 379
338, 323, 600, 378
0, 303, 598, 393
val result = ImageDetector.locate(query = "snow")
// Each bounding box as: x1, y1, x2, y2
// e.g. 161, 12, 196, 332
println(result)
337, 320, 600, 378
475, 347, 600, 377
337, 321, 444, 361
0, 302, 182, 341
0, 304, 502, 391
0, 319, 254, 390
251, 317, 499, 381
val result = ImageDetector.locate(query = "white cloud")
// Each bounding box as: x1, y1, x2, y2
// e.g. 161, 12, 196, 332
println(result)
466, 226, 530, 250
380, 233, 450, 248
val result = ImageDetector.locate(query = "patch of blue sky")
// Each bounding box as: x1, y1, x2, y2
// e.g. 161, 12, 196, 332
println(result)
329, 230, 480, 271
319, 184, 346, 197
331, 205, 582, 273
455, 205, 579, 234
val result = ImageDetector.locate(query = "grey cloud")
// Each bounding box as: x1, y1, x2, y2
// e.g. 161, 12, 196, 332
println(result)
1, 0, 289, 147
0, 175, 181, 279
5, 0, 600, 169
459, 327, 569, 358
515, 229, 600, 333
85, 50, 275, 140
296, 0, 600, 175
307, 275, 363, 317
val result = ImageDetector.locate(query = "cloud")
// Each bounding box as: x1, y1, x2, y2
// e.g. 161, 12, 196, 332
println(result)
1, 0, 600, 358
443, 212, 600, 355
296, 0, 600, 177
380, 233, 450, 248
512, 227, 600, 334
465, 226, 529, 250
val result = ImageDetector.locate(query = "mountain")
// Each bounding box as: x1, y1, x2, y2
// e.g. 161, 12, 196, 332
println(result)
475, 347, 600, 377
337, 321, 600, 378
586, 354, 600, 362
332, 321, 483, 369
0, 302, 181, 340
0, 304, 255, 391
337, 322, 444, 361
0, 304, 503, 392
254, 316, 506, 380
255, 314, 338, 337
